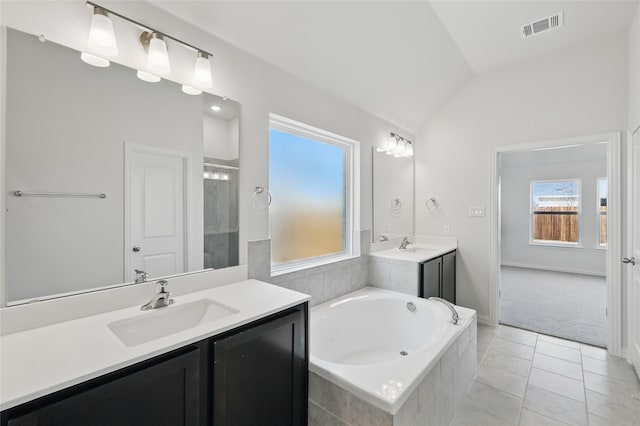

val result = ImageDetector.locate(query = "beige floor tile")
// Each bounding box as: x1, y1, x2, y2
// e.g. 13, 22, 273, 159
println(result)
583, 371, 640, 400
449, 381, 521, 426
586, 389, 640, 425
492, 337, 535, 361
533, 353, 583, 380
582, 355, 638, 383
580, 343, 609, 360
497, 326, 538, 347
528, 367, 585, 402
483, 349, 532, 377
537, 334, 580, 349
535, 341, 582, 363
523, 384, 587, 426
587, 413, 623, 426
519, 408, 570, 426
476, 363, 528, 398
478, 323, 500, 339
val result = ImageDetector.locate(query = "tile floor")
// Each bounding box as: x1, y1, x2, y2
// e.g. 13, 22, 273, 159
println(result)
450, 324, 640, 426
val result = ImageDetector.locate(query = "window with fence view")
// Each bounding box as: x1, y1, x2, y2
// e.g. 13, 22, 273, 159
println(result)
531, 180, 581, 245
598, 178, 607, 247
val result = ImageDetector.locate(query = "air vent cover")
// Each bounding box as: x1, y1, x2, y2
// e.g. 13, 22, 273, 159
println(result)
521, 12, 564, 38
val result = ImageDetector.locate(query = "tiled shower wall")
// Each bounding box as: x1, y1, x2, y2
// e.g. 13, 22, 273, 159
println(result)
247, 230, 371, 306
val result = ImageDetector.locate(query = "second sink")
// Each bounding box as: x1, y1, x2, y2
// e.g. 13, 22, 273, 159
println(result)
108, 299, 239, 347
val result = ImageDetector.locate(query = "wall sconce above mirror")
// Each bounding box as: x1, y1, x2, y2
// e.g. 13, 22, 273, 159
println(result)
377, 132, 414, 158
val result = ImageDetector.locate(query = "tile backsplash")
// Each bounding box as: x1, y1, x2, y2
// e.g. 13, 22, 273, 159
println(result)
247, 230, 371, 306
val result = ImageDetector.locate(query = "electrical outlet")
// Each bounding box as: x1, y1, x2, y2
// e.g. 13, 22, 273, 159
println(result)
443, 225, 451, 236
468, 206, 485, 217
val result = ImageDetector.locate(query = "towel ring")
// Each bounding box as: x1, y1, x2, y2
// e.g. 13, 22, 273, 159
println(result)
391, 198, 402, 211
426, 197, 439, 212
252, 186, 272, 210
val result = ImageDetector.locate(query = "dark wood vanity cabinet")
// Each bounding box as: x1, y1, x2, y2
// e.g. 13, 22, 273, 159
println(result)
1, 304, 308, 426
420, 250, 456, 304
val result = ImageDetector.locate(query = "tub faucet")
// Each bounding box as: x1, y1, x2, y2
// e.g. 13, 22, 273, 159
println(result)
429, 297, 459, 325
141, 280, 174, 311
399, 236, 413, 250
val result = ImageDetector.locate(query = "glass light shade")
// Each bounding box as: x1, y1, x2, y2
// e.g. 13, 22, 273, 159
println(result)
88, 12, 118, 57
146, 36, 171, 75
394, 140, 406, 157
212, 172, 220, 180
404, 143, 414, 157
80, 52, 110, 67
182, 85, 202, 95
136, 70, 161, 83
193, 53, 213, 89
386, 135, 396, 152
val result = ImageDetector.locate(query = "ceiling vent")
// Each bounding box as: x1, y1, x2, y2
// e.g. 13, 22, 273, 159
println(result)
521, 12, 564, 38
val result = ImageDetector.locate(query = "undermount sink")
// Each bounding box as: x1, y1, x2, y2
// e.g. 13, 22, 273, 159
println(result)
108, 299, 239, 347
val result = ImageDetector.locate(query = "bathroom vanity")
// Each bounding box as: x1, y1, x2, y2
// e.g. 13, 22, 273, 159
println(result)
0, 280, 309, 426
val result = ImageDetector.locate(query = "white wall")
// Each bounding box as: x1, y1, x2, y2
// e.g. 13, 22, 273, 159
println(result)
630, 5, 640, 131
500, 147, 607, 276
5, 28, 204, 301
415, 37, 628, 320
0, 1, 412, 305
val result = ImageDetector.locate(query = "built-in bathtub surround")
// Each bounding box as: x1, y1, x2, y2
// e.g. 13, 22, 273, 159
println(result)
247, 230, 371, 306
368, 236, 457, 296
309, 287, 477, 426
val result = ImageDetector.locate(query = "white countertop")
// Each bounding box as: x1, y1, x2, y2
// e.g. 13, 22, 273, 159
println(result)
369, 241, 457, 262
0, 279, 310, 411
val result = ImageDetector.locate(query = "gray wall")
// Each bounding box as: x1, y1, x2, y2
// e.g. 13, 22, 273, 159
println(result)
500, 145, 607, 276
6, 29, 204, 301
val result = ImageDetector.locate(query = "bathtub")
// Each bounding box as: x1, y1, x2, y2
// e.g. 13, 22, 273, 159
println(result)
309, 287, 477, 424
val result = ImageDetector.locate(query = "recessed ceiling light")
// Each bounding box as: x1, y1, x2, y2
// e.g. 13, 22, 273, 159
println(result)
210, 105, 222, 112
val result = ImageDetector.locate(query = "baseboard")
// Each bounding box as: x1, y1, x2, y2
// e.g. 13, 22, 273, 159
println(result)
501, 262, 605, 277
476, 313, 491, 325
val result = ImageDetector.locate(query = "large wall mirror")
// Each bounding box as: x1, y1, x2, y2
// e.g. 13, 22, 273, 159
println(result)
372, 148, 414, 242
3, 27, 240, 305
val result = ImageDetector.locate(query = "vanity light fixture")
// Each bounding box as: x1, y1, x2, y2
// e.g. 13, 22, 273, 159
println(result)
382, 133, 414, 158
193, 51, 213, 89
182, 85, 202, 95
136, 70, 161, 83
83, 1, 215, 95
141, 32, 171, 75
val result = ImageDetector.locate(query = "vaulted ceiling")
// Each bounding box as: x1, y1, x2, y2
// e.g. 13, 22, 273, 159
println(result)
154, 1, 638, 133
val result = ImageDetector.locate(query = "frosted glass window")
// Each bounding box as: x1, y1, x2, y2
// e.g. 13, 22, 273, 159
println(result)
531, 180, 581, 245
270, 129, 347, 264
269, 115, 357, 271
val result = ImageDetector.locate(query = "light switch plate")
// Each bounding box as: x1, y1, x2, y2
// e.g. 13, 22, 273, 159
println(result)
443, 225, 451, 236
468, 206, 485, 217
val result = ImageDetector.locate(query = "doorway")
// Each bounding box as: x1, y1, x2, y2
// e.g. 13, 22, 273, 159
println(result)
489, 133, 623, 353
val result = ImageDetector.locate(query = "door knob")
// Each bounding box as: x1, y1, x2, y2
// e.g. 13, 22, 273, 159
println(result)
622, 257, 636, 265
132, 246, 141, 253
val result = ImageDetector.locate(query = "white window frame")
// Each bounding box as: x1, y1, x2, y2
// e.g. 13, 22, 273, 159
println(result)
269, 114, 360, 276
597, 177, 607, 248
529, 178, 582, 247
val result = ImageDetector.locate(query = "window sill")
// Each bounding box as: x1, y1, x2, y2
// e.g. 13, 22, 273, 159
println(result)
594, 245, 607, 250
528, 241, 584, 249
271, 253, 360, 277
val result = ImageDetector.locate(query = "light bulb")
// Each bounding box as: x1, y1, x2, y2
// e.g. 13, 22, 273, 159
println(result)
210, 105, 221, 112
193, 52, 213, 89
87, 8, 118, 57
80, 52, 110, 67
143, 32, 171, 75
212, 172, 220, 180
136, 70, 160, 83
221, 172, 229, 181
182, 85, 202, 95
386, 135, 396, 153
394, 139, 406, 157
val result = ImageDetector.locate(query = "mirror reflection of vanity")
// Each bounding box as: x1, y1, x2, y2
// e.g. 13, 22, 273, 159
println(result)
2, 27, 240, 305
371, 147, 414, 243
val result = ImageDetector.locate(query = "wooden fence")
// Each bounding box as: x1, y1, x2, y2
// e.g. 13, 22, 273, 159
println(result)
532, 206, 578, 243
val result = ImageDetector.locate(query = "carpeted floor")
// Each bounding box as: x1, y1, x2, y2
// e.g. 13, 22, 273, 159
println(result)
500, 266, 607, 347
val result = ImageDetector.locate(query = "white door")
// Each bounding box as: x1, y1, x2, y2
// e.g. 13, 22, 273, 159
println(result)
126, 146, 187, 282
631, 130, 640, 377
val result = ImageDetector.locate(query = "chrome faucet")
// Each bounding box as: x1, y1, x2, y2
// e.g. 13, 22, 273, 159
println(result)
134, 269, 149, 284
399, 236, 413, 250
141, 280, 174, 311
429, 297, 459, 325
